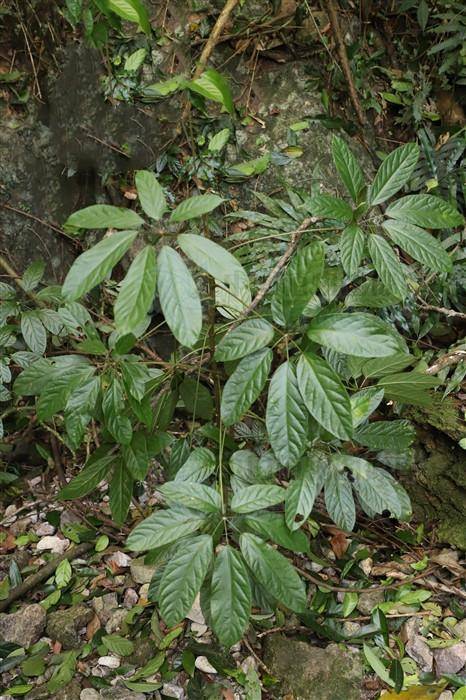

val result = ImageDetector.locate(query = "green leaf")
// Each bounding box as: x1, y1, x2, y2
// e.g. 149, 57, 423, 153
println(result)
65, 204, 144, 230
210, 546, 251, 647
179, 377, 213, 421
175, 447, 216, 483
62, 230, 138, 301
382, 220, 452, 272
135, 170, 166, 220
177, 233, 247, 288
21, 312, 46, 354
307, 312, 401, 357
346, 457, 404, 518
310, 194, 353, 222
362, 353, 415, 378
102, 634, 135, 657
363, 644, 394, 687
266, 361, 308, 468
340, 224, 365, 277
385, 194, 464, 229
324, 466, 355, 531
285, 454, 326, 531
221, 348, 272, 426
122, 432, 150, 481
127, 509, 206, 551
106, 0, 151, 34
240, 533, 306, 612
114, 245, 157, 334
55, 559, 72, 589
188, 69, 234, 114
58, 451, 115, 500
367, 234, 407, 299
109, 460, 133, 525
350, 387, 384, 427
331, 136, 365, 202
170, 194, 224, 223
297, 352, 352, 440
271, 242, 325, 326
369, 143, 419, 206
157, 246, 202, 347
345, 279, 401, 308
243, 511, 309, 552
159, 481, 222, 513
22, 260, 45, 292
159, 535, 213, 626
124, 47, 147, 72
377, 371, 441, 406
231, 484, 286, 513
354, 419, 415, 451
208, 128, 230, 152
215, 319, 274, 362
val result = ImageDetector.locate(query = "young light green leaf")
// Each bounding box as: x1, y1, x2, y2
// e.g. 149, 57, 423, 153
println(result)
324, 467, 355, 531
350, 387, 384, 428
159, 535, 213, 626
240, 533, 306, 612
114, 245, 156, 334
385, 194, 464, 229
266, 361, 308, 468
135, 170, 167, 220
157, 246, 202, 347
175, 447, 217, 483
127, 509, 207, 551
159, 481, 222, 513
208, 128, 230, 152
106, 0, 151, 34
221, 348, 272, 426
124, 47, 147, 72
367, 234, 408, 299
340, 224, 365, 277
21, 312, 46, 354
170, 194, 224, 223
297, 352, 353, 440
177, 233, 247, 287
109, 461, 133, 525
354, 419, 415, 451
369, 143, 419, 206
310, 194, 353, 222
188, 69, 234, 114
65, 205, 144, 230
331, 136, 365, 202
382, 219, 452, 272
102, 634, 134, 657
210, 546, 251, 648
231, 484, 286, 513
285, 454, 326, 531
62, 230, 138, 301
215, 319, 274, 362
307, 312, 401, 357
271, 242, 325, 326
345, 279, 401, 308
55, 559, 72, 589
58, 451, 115, 500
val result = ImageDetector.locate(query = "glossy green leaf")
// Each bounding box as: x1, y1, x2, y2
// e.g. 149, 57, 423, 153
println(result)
65, 205, 144, 230
106, 0, 151, 33
331, 136, 365, 202
240, 533, 306, 612
159, 535, 213, 626
159, 481, 222, 513
297, 352, 353, 440
386, 194, 464, 229
127, 509, 206, 551
170, 194, 224, 223
285, 454, 326, 531
188, 69, 234, 113
215, 319, 274, 362
307, 312, 401, 357
266, 361, 308, 468
157, 246, 202, 347
114, 245, 157, 334
102, 634, 134, 657
310, 194, 353, 222
362, 353, 415, 378
135, 170, 166, 220
340, 224, 365, 277
377, 371, 441, 406
58, 451, 115, 500
109, 460, 133, 525
382, 219, 452, 272
221, 348, 272, 426
177, 232, 247, 288
210, 546, 251, 647
369, 143, 419, 206
350, 387, 384, 428
243, 511, 309, 552
344, 279, 401, 308
345, 457, 404, 518
354, 419, 415, 451
175, 447, 216, 483
21, 312, 46, 354
324, 467, 355, 531
367, 234, 407, 299
271, 242, 324, 326
231, 484, 286, 513
62, 230, 138, 301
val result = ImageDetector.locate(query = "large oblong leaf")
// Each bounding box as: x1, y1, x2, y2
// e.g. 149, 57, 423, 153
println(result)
170, 194, 224, 223
285, 454, 326, 531
266, 361, 308, 468
215, 319, 274, 362
109, 460, 133, 525
135, 170, 166, 220
159, 535, 213, 627
324, 467, 355, 531
385, 194, 464, 229
65, 205, 144, 230
106, 0, 151, 34
127, 509, 206, 551
114, 245, 157, 334
177, 233, 248, 287
210, 546, 252, 647
62, 230, 138, 301
221, 348, 272, 426
231, 484, 286, 513
297, 352, 352, 440
271, 242, 324, 327
58, 451, 115, 500
382, 220, 452, 272
157, 246, 202, 347
307, 312, 401, 357
188, 69, 234, 114
240, 533, 306, 612
340, 224, 365, 277
367, 234, 407, 299
309, 194, 353, 222
175, 447, 216, 483
331, 136, 365, 202
369, 143, 419, 206
159, 481, 222, 513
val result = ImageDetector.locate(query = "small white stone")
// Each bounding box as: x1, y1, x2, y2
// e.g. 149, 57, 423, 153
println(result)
35, 522, 56, 537
28, 476, 42, 488
194, 655, 217, 674
98, 655, 120, 668
80, 690, 100, 700
123, 588, 139, 608
162, 683, 184, 699
36, 536, 70, 555
191, 622, 208, 636
106, 551, 131, 568
187, 594, 205, 625
139, 583, 150, 599
360, 557, 373, 576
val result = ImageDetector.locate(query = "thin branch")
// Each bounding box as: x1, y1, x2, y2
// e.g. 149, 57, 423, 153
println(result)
0, 254, 46, 306
193, 0, 240, 79
419, 302, 466, 321
1, 203, 79, 246
426, 349, 466, 375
